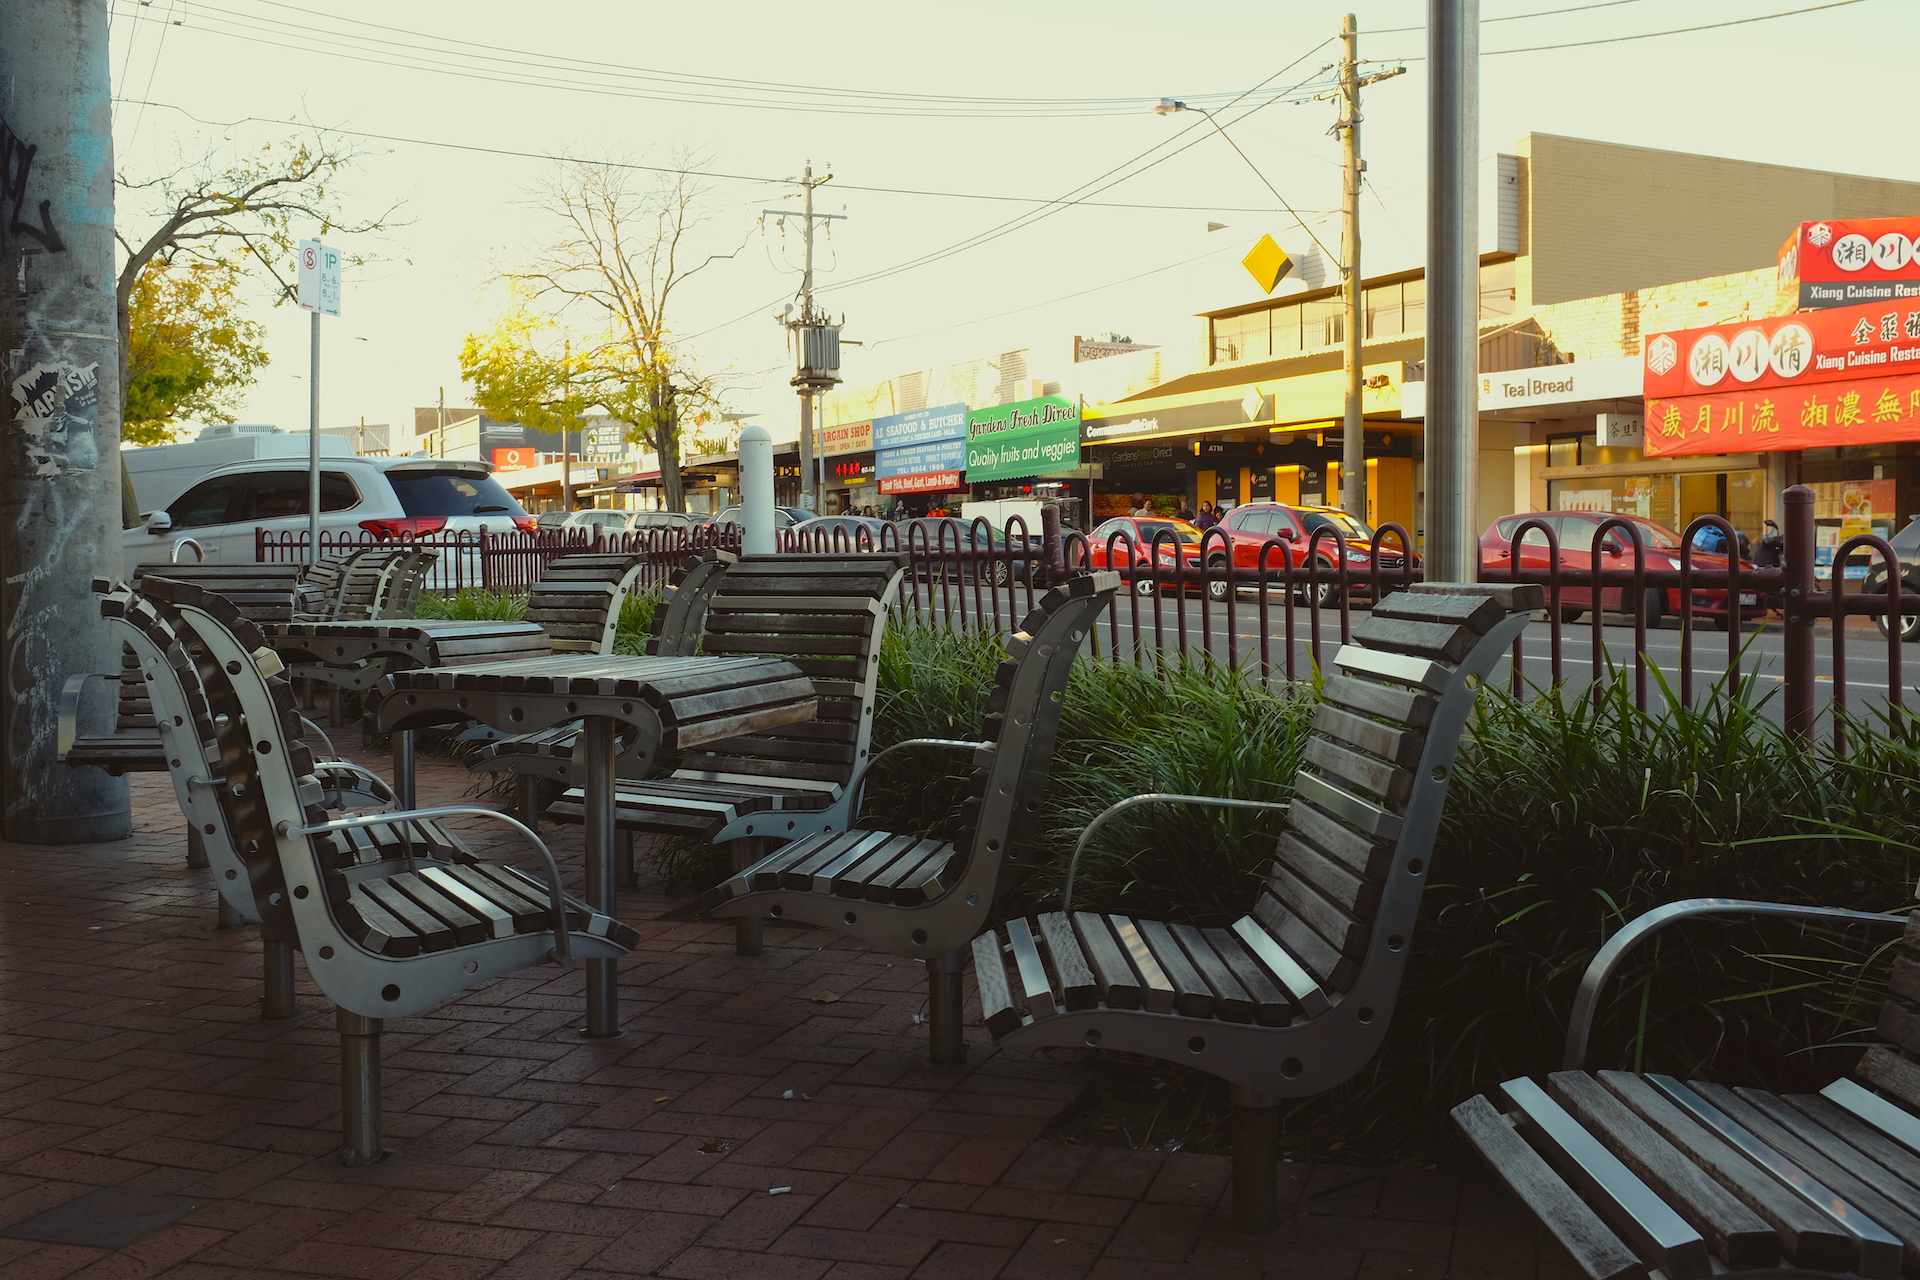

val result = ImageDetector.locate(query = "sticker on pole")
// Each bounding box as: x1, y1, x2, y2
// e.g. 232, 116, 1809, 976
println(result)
296, 238, 342, 316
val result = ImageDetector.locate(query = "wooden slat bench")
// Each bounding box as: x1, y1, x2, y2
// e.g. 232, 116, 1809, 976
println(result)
544, 551, 908, 953
698, 572, 1120, 1061
130, 562, 328, 624
971, 582, 1542, 1231
119, 575, 635, 1166
1452, 899, 1920, 1280
466, 550, 735, 799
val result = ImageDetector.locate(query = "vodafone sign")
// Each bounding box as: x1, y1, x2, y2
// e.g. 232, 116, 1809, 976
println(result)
1643, 299, 1920, 399
491, 447, 537, 473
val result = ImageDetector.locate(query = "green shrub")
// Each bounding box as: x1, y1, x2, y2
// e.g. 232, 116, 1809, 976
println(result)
415, 587, 527, 622
611, 589, 662, 655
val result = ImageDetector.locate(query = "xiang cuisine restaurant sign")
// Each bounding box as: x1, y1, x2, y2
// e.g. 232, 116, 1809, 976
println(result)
1643, 298, 1920, 457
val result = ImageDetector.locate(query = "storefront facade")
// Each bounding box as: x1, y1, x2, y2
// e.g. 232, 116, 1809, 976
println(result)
875, 403, 968, 514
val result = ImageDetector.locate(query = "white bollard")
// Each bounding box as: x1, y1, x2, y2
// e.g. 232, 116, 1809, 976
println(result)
738, 423, 775, 555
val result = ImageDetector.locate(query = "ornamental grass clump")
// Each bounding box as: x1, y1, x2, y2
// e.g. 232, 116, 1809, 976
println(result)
414, 586, 527, 622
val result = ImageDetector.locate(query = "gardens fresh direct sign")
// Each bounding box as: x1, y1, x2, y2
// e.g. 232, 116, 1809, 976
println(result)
965, 395, 1081, 483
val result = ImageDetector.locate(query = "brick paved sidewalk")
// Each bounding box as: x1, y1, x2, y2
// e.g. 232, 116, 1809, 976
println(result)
0, 746, 1569, 1279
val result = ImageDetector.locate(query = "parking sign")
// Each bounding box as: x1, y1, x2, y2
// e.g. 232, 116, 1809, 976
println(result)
296, 238, 342, 316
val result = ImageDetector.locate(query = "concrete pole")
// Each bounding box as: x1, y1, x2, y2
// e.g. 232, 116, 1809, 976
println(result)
738, 423, 775, 554
1425, 0, 1480, 581
307, 307, 320, 562
0, 0, 132, 842
1339, 13, 1367, 524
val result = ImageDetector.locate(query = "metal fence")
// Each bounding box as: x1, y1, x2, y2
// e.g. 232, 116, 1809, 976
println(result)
256, 484, 1915, 750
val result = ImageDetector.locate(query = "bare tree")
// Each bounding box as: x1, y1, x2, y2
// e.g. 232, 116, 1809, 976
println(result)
115, 134, 393, 434
474, 157, 740, 512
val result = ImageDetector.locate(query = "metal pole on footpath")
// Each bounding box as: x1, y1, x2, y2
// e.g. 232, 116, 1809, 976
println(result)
1424, 0, 1480, 581
308, 309, 321, 562
739, 423, 775, 555
0, 0, 131, 841
1782, 484, 1816, 744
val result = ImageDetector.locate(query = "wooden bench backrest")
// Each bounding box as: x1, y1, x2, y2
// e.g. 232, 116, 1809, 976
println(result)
948, 573, 1118, 885
330, 547, 408, 620
129, 563, 322, 624
676, 553, 908, 792
525, 552, 651, 654
645, 549, 736, 657
1254, 584, 1541, 999
372, 546, 438, 619
1865, 910, 1920, 1110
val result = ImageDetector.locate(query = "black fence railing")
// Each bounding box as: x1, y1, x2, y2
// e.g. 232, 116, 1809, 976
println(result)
256, 484, 1917, 752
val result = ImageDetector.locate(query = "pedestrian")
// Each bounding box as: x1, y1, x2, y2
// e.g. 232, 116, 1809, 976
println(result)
1176, 499, 1195, 523
1194, 501, 1219, 531
1130, 494, 1155, 517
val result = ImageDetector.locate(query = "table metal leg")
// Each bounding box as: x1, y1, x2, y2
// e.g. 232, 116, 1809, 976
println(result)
262, 927, 297, 1019
391, 729, 416, 810
185, 824, 209, 869
517, 774, 541, 835
582, 716, 621, 1038
616, 829, 636, 888
338, 1008, 386, 1167
329, 686, 344, 728
729, 837, 765, 956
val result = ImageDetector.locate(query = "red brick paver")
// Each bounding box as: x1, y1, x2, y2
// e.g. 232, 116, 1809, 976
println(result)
0, 746, 1565, 1278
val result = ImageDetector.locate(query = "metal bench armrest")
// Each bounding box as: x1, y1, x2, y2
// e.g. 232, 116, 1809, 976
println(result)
1562, 896, 1910, 1071
58, 671, 120, 758
282, 805, 576, 970
846, 737, 986, 820
313, 759, 396, 805
299, 716, 338, 760
1062, 793, 1292, 914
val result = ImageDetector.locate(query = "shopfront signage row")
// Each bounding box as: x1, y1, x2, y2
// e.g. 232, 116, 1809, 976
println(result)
965, 394, 1080, 483
1645, 296, 1920, 410
874, 402, 968, 495
1779, 216, 1920, 309
1645, 369, 1920, 458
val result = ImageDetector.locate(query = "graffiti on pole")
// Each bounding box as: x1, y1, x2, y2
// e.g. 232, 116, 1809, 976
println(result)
11, 362, 101, 474
0, 116, 66, 254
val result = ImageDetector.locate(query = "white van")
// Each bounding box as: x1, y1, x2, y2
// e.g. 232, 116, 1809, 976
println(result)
125, 454, 534, 578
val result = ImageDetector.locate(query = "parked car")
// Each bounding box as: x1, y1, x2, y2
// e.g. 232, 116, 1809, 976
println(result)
790, 515, 889, 549
1863, 515, 1920, 641
1084, 516, 1207, 596
534, 510, 573, 531
624, 510, 696, 534
1212, 502, 1414, 605
897, 517, 1027, 586
561, 508, 635, 535
123, 455, 535, 578
1480, 511, 1746, 627
708, 505, 812, 530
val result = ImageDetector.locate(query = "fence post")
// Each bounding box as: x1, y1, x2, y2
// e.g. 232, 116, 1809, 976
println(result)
479, 527, 491, 593
1040, 502, 1065, 585
1782, 484, 1816, 745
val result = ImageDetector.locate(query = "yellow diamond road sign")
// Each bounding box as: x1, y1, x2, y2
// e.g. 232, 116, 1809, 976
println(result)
1242, 235, 1293, 295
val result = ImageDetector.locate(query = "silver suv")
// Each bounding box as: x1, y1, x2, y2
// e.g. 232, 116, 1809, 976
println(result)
124, 455, 534, 577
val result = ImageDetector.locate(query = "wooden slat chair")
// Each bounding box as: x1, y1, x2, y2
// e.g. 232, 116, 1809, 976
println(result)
466, 551, 735, 801
371, 546, 438, 619
544, 552, 909, 951
971, 582, 1542, 1232
121, 575, 637, 1166
1451, 900, 1920, 1280
699, 572, 1120, 1062
130, 562, 329, 624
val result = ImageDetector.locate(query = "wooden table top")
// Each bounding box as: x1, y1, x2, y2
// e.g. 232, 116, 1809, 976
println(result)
373, 654, 816, 753
260, 619, 553, 669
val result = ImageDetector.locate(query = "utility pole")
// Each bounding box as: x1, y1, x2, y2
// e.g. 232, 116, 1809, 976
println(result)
1333, 15, 1404, 524
1427, 0, 1480, 581
561, 339, 574, 512
436, 386, 445, 458
0, 0, 131, 841
765, 164, 845, 515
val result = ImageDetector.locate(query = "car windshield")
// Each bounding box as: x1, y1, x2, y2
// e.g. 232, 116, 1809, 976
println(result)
1137, 520, 1200, 546
389, 470, 527, 519
1625, 520, 1681, 550
1300, 509, 1375, 540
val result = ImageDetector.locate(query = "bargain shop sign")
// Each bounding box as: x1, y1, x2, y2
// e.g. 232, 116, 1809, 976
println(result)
965, 394, 1080, 483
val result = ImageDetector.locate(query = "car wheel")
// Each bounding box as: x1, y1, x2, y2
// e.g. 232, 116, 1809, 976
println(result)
1869, 571, 1920, 641
1642, 586, 1666, 624
1293, 558, 1338, 607
987, 560, 1011, 587
1206, 557, 1229, 602
1133, 571, 1157, 597
1556, 607, 1584, 625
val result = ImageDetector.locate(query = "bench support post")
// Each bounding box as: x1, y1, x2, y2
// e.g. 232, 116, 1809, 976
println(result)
391, 729, 416, 810
1229, 1086, 1282, 1233
328, 687, 343, 729
616, 830, 636, 889
216, 893, 241, 930
261, 927, 297, 1019
927, 947, 968, 1066
185, 824, 209, 869
337, 1008, 386, 1167
729, 838, 766, 956
517, 774, 541, 837
582, 716, 623, 1038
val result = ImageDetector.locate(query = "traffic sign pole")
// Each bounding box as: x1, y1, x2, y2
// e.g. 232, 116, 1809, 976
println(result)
297, 238, 342, 565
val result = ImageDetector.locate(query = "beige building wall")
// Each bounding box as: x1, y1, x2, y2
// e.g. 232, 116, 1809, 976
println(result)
1530, 266, 1797, 363
1520, 133, 1920, 306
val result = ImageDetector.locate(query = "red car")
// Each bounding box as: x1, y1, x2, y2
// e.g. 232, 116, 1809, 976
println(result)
1480, 511, 1753, 627
1085, 517, 1206, 595
1212, 502, 1416, 604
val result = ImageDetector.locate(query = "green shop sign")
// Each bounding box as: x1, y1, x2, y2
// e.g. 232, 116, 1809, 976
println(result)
965, 394, 1081, 483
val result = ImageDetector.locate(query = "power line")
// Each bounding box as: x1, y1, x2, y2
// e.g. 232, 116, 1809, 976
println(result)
112, 98, 1336, 218
108, 2, 1335, 118
1372, 0, 1653, 34
1383, 0, 1867, 58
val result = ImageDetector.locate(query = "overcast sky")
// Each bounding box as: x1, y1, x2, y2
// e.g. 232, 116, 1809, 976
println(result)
107, 0, 1919, 445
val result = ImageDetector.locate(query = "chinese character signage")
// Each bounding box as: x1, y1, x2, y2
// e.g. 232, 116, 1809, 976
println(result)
965, 395, 1081, 483
1779, 217, 1920, 308
821, 419, 872, 456
1645, 370, 1920, 458
1644, 298, 1920, 401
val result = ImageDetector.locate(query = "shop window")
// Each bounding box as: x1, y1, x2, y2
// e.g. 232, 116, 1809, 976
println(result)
1545, 434, 1583, 468
1365, 283, 1402, 338
1211, 311, 1269, 364
1478, 259, 1517, 320
1400, 278, 1425, 334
